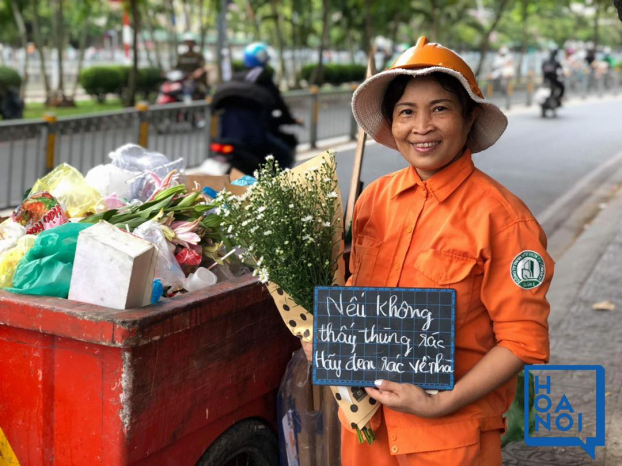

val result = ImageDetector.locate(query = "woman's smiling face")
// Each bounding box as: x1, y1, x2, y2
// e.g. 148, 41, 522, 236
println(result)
391, 76, 476, 180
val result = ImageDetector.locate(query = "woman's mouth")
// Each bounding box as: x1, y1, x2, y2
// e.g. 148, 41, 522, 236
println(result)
411, 141, 441, 154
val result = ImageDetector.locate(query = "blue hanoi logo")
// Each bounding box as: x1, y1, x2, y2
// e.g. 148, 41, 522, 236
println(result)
524, 365, 606, 459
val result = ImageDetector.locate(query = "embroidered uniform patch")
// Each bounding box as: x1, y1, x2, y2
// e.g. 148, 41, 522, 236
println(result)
511, 250, 545, 289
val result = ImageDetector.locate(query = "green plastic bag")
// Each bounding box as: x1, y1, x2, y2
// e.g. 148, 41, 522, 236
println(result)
501, 370, 535, 447
3, 223, 92, 298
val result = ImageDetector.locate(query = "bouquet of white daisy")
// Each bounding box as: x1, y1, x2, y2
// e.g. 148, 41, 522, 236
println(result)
215, 151, 379, 444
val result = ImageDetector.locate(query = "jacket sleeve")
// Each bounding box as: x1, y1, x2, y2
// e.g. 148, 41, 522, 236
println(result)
480, 219, 554, 364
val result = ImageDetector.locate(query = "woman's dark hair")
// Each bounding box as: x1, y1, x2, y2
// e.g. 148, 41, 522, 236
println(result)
381, 72, 478, 123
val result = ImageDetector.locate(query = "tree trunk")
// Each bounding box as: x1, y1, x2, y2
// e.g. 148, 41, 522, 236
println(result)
430, 0, 440, 42
269, 0, 287, 86
311, 0, 330, 85
125, 0, 140, 107
56, 0, 65, 94
8, 0, 29, 98
593, 0, 601, 50
245, 0, 261, 40
516, 0, 529, 80
166, 0, 178, 68
363, 0, 374, 53
289, 0, 301, 88
30, 0, 51, 99
71, 16, 90, 99
183, 0, 193, 31
143, 4, 163, 69
474, 0, 512, 77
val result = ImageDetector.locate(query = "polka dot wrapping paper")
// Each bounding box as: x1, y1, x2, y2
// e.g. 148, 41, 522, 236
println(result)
265, 152, 380, 434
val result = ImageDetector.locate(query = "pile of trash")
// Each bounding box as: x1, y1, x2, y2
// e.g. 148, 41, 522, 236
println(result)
0, 144, 253, 310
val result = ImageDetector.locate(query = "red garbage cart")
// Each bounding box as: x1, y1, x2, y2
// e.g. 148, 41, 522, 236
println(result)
0, 274, 298, 465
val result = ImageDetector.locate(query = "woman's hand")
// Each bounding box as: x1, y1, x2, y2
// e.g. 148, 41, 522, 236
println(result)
365, 347, 525, 418
365, 380, 456, 418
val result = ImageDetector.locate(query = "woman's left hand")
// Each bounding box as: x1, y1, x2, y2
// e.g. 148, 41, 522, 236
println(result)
365, 380, 456, 418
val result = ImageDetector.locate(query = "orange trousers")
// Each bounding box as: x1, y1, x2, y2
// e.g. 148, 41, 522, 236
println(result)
341, 417, 502, 466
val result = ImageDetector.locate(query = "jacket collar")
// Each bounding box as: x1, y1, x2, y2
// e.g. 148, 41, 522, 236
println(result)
392, 148, 474, 202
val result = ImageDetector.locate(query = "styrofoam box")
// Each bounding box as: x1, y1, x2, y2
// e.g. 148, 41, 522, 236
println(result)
69, 221, 157, 310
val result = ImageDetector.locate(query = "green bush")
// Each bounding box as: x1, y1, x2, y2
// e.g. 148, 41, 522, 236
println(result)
137, 67, 165, 95
300, 64, 366, 86
79, 66, 165, 102
0, 66, 22, 92
79, 66, 124, 103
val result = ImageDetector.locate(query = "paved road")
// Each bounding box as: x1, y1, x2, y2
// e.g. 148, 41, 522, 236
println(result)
330, 95, 622, 225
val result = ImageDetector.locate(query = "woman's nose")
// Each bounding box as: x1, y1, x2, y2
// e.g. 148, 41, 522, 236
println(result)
411, 112, 433, 134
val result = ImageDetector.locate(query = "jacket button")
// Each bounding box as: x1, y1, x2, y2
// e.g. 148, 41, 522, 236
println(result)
391, 434, 397, 441
406, 226, 412, 233
391, 446, 399, 453
394, 264, 400, 271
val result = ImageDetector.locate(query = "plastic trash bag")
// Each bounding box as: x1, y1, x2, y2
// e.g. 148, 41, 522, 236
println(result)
0, 235, 36, 288
85, 164, 138, 200
30, 164, 102, 218
12, 191, 68, 234
109, 143, 172, 172
129, 159, 186, 201
133, 221, 186, 290
0, 220, 26, 254
277, 349, 341, 466
501, 370, 535, 447
4, 223, 92, 298
108, 144, 187, 201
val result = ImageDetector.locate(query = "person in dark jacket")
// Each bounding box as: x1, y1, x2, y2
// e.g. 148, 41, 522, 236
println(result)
542, 49, 565, 105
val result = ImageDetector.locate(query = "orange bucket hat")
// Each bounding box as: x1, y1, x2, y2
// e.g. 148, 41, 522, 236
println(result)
352, 37, 508, 153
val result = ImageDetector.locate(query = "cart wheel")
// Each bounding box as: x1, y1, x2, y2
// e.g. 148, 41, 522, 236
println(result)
196, 419, 279, 466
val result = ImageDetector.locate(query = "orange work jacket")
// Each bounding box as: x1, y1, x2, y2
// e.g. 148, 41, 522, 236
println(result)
340, 148, 554, 461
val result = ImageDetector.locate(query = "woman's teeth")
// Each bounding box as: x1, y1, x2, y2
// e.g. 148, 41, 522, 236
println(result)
414, 142, 440, 148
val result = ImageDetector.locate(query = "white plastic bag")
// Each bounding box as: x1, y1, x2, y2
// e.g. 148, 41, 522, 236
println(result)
133, 221, 186, 290
0, 221, 26, 254
108, 144, 187, 201
108, 144, 171, 172
85, 164, 138, 200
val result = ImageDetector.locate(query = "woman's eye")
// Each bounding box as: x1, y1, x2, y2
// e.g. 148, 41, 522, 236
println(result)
399, 109, 413, 116
433, 106, 447, 112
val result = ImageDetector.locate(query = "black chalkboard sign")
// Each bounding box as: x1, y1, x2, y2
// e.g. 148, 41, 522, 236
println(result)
313, 286, 455, 390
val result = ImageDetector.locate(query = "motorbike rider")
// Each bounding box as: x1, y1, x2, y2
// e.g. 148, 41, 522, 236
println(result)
490, 46, 515, 94
231, 42, 301, 167
175, 33, 208, 99
542, 49, 565, 105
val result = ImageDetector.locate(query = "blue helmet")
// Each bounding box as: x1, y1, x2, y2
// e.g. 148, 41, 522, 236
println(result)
244, 42, 270, 68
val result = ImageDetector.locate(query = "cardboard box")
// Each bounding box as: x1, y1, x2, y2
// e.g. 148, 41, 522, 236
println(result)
69, 221, 157, 310
185, 174, 248, 197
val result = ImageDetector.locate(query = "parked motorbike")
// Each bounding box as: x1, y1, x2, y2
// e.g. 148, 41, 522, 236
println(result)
154, 70, 205, 133
205, 80, 300, 176
0, 87, 24, 120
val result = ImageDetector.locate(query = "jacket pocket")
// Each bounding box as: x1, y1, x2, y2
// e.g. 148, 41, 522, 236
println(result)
413, 249, 477, 328
352, 235, 382, 286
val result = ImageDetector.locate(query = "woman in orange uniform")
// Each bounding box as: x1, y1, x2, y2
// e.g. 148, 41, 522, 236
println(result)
341, 37, 555, 465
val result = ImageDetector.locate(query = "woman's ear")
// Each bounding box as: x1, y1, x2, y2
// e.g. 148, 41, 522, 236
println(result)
469, 105, 481, 127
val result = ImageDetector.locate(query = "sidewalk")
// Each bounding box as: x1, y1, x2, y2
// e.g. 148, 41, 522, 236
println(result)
502, 164, 622, 465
